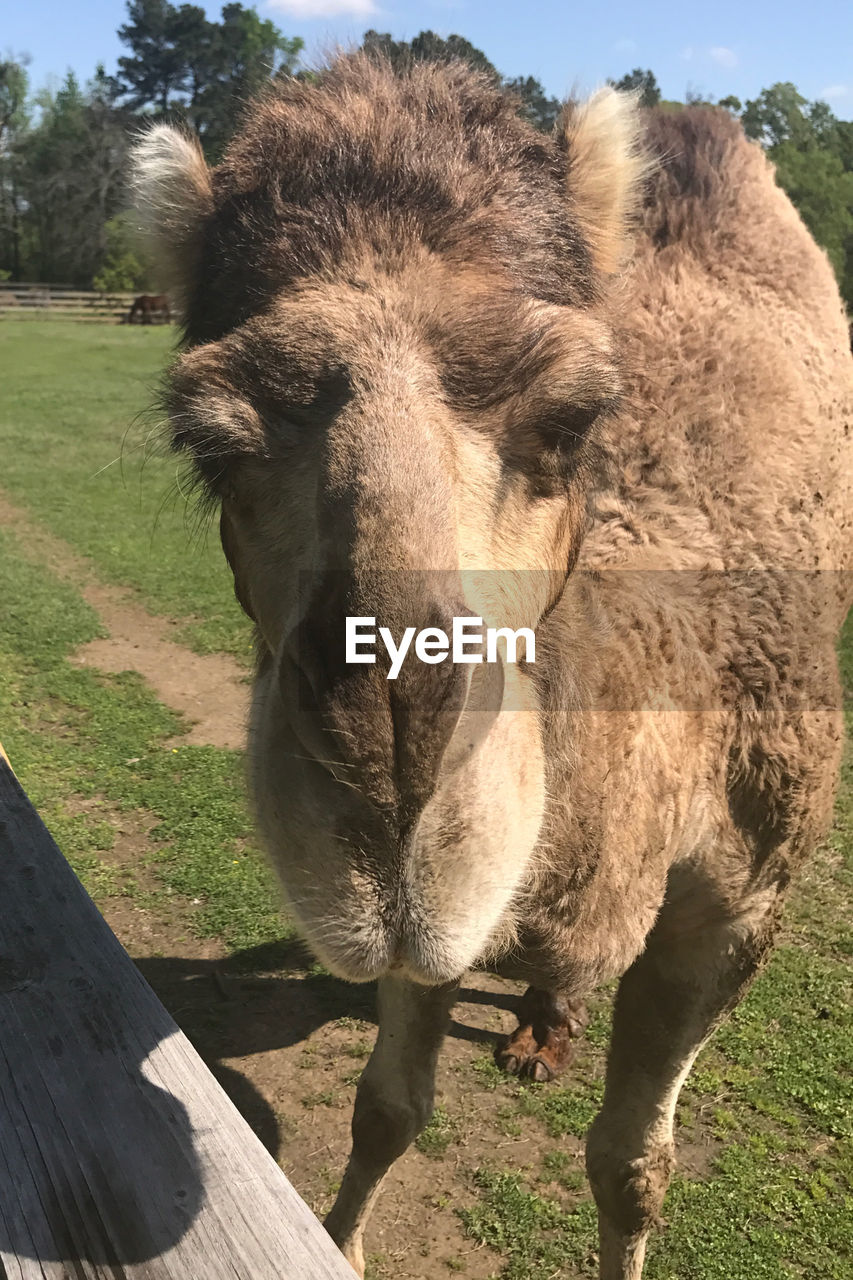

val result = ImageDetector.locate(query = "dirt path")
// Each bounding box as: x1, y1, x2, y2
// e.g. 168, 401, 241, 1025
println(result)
0, 490, 249, 749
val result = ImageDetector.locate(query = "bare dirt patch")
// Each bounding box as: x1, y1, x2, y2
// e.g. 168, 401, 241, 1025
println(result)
128, 939, 540, 1278
0, 490, 248, 749
65, 791, 230, 964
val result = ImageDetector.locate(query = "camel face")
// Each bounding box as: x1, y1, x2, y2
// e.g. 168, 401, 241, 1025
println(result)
164, 260, 611, 984
143, 61, 638, 983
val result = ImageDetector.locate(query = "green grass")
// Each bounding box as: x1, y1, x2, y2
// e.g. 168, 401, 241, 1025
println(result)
459, 1169, 599, 1279
416, 1105, 463, 1158
0, 525, 287, 951
517, 1077, 605, 1140
0, 320, 249, 658
642, 1139, 853, 1280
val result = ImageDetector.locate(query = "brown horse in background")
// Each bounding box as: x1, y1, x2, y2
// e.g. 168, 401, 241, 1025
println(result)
126, 294, 171, 324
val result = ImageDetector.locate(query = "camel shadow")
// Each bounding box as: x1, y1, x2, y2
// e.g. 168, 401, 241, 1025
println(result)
134, 939, 517, 1160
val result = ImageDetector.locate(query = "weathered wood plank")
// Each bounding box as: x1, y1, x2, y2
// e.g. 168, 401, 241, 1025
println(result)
0, 314, 135, 324
0, 761, 356, 1279
0, 304, 131, 311
0, 283, 130, 292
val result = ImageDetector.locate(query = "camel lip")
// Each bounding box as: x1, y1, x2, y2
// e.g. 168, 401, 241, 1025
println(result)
299, 914, 469, 988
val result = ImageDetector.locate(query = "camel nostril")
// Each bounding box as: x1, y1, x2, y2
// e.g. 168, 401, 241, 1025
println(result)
277, 590, 506, 809
283, 610, 350, 704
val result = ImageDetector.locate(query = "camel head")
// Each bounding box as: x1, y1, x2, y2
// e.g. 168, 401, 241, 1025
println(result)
132, 56, 645, 985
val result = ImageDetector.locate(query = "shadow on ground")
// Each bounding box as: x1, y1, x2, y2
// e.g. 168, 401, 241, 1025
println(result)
135, 940, 516, 1160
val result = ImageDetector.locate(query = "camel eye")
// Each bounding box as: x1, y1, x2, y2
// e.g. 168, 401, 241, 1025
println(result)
535, 399, 607, 451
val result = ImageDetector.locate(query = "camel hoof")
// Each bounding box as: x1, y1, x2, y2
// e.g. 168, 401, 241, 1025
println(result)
529, 1055, 555, 1083
496, 991, 589, 1083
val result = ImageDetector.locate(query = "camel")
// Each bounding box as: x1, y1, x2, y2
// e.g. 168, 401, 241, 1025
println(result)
132, 55, 853, 1280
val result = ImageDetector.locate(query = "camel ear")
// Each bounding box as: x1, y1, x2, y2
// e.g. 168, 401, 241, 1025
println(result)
557, 88, 649, 275
130, 124, 213, 312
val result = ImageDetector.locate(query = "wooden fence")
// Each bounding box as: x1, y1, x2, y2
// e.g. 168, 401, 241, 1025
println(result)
0, 282, 145, 323
0, 750, 356, 1280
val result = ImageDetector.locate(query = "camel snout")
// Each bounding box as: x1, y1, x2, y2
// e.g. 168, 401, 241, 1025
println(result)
279, 585, 500, 814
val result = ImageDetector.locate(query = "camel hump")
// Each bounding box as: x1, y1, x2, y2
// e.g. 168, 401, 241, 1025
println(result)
640, 104, 843, 323
597, 106, 853, 581
641, 106, 751, 245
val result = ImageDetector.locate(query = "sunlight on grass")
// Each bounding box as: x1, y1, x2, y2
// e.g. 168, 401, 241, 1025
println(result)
0, 527, 288, 951
0, 320, 250, 658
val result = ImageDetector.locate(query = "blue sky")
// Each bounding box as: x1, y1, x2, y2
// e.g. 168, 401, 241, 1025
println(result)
7, 0, 853, 119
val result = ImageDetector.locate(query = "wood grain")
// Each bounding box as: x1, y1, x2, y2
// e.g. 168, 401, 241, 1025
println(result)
0, 760, 356, 1279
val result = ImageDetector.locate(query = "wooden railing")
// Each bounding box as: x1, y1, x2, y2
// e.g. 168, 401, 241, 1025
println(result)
0, 751, 356, 1280
0, 282, 138, 322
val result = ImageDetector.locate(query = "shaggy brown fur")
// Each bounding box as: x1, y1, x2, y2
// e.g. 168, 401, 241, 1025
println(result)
182, 60, 597, 344
133, 55, 852, 1280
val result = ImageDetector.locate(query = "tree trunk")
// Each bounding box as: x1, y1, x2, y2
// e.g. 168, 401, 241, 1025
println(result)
11, 165, 20, 280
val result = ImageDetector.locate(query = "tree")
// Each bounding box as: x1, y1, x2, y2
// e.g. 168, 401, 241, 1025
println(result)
741, 82, 813, 149
0, 58, 28, 139
360, 30, 404, 71
835, 120, 853, 172
360, 30, 561, 132
92, 211, 152, 291
718, 95, 742, 114
117, 0, 190, 113
608, 68, 661, 108
20, 72, 90, 281
772, 144, 853, 282
170, 3, 216, 127
0, 56, 30, 279
192, 3, 303, 157
18, 69, 133, 284
116, 0, 302, 157
410, 31, 499, 78
362, 29, 499, 80
504, 75, 562, 132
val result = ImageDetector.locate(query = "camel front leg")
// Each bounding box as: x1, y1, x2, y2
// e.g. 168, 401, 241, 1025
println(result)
587, 898, 778, 1280
325, 976, 459, 1276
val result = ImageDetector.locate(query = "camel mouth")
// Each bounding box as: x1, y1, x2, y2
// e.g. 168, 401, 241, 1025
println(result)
299, 916, 470, 987
283, 839, 485, 987
251, 648, 543, 992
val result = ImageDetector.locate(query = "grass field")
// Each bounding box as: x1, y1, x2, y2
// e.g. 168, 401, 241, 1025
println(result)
0, 320, 249, 658
0, 319, 851, 1278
